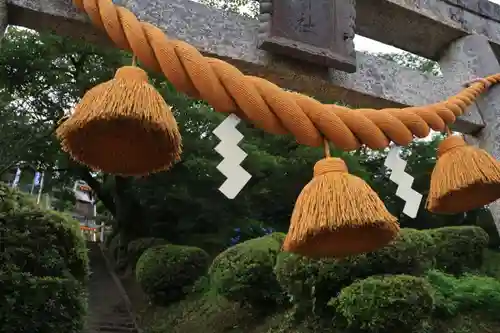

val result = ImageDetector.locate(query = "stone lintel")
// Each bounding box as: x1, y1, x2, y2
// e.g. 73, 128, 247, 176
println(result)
356, 0, 500, 60
6, 0, 485, 133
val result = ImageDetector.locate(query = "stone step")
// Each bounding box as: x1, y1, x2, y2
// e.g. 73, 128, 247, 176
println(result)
85, 242, 139, 333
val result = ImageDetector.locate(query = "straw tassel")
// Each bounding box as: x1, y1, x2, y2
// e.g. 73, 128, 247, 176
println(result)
56, 65, 182, 176
283, 140, 399, 258
427, 134, 500, 214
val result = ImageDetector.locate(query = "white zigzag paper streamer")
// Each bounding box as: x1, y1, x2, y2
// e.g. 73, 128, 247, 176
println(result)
213, 114, 252, 199
384, 145, 423, 218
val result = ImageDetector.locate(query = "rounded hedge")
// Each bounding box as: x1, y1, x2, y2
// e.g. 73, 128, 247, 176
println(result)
334, 275, 434, 333
136, 244, 209, 305
269, 232, 286, 244
429, 226, 488, 274
0, 184, 88, 333
426, 269, 500, 318
275, 228, 435, 309
209, 233, 285, 307
1, 206, 89, 282
274, 251, 319, 303
128, 237, 168, 268
274, 252, 367, 308
364, 228, 436, 276
0, 271, 87, 333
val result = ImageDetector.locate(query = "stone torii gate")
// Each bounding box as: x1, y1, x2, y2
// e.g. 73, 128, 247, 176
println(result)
4, 0, 500, 229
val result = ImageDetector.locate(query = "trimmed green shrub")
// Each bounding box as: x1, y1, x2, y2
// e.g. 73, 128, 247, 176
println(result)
320, 229, 434, 295
426, 269, 500, 318
314, 255, 370, 305
274, 252, 366, 310
0, 184, 88, 333
136, 244, 209, 305
334, 275, 434, 333
275, 229, 435, 310
429, 226, 488, 274
0, 271, 87, 333
0, 209, 89, 282
364, 228, 436, 275
274, 252, 319, 304
209, 234, 285, 307
269, 232, 286, 244
127, 237, 168, 267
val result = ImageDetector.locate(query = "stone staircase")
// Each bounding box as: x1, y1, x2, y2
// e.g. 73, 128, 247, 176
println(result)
86, 242, 139, 333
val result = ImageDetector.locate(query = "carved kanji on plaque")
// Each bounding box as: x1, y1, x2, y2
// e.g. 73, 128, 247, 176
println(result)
258, 0, 357, 72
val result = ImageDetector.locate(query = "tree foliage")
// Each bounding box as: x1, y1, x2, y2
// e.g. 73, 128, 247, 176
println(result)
0, 27, 493, 260
199, 0, 258, 17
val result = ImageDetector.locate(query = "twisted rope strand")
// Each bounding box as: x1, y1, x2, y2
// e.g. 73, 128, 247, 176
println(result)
73, 0, 500, 150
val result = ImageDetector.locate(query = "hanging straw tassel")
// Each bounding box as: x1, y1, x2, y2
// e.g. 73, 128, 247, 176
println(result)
283, 140, 399, 258
427, 134, 500, 214
56, 65, 182, 176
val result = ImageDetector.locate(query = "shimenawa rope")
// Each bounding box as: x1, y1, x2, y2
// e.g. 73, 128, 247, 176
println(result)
72, 0, 500, 151
65, 0, 500, 259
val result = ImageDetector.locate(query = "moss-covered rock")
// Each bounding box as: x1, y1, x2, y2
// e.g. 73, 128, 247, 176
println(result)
334, 275, 434, 333
136, 244, 209, 305
209, 233, 285, 307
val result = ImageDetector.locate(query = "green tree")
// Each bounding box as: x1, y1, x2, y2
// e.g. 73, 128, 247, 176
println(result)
0, 28, 127, 192
377, 52, 441, 76
0, 27, 485, 263
199, 0, 258, 17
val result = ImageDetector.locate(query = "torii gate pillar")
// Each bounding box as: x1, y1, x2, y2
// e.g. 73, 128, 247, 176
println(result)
439, 34, 500, 233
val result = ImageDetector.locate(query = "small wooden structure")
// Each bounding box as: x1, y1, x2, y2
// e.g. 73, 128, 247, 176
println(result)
72, 180, 104, 242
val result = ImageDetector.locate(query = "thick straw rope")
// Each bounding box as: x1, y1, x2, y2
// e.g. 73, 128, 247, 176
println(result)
73, 0, 500, 150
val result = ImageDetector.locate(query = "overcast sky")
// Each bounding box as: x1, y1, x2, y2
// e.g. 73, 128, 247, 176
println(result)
355, 0, 500, 54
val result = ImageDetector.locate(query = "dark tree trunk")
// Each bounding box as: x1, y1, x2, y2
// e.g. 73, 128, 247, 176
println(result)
111, 175, 147, 271
113, 176, 145, 241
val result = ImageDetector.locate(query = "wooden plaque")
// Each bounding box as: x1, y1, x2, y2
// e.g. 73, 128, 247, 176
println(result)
258, 0, 357, 72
